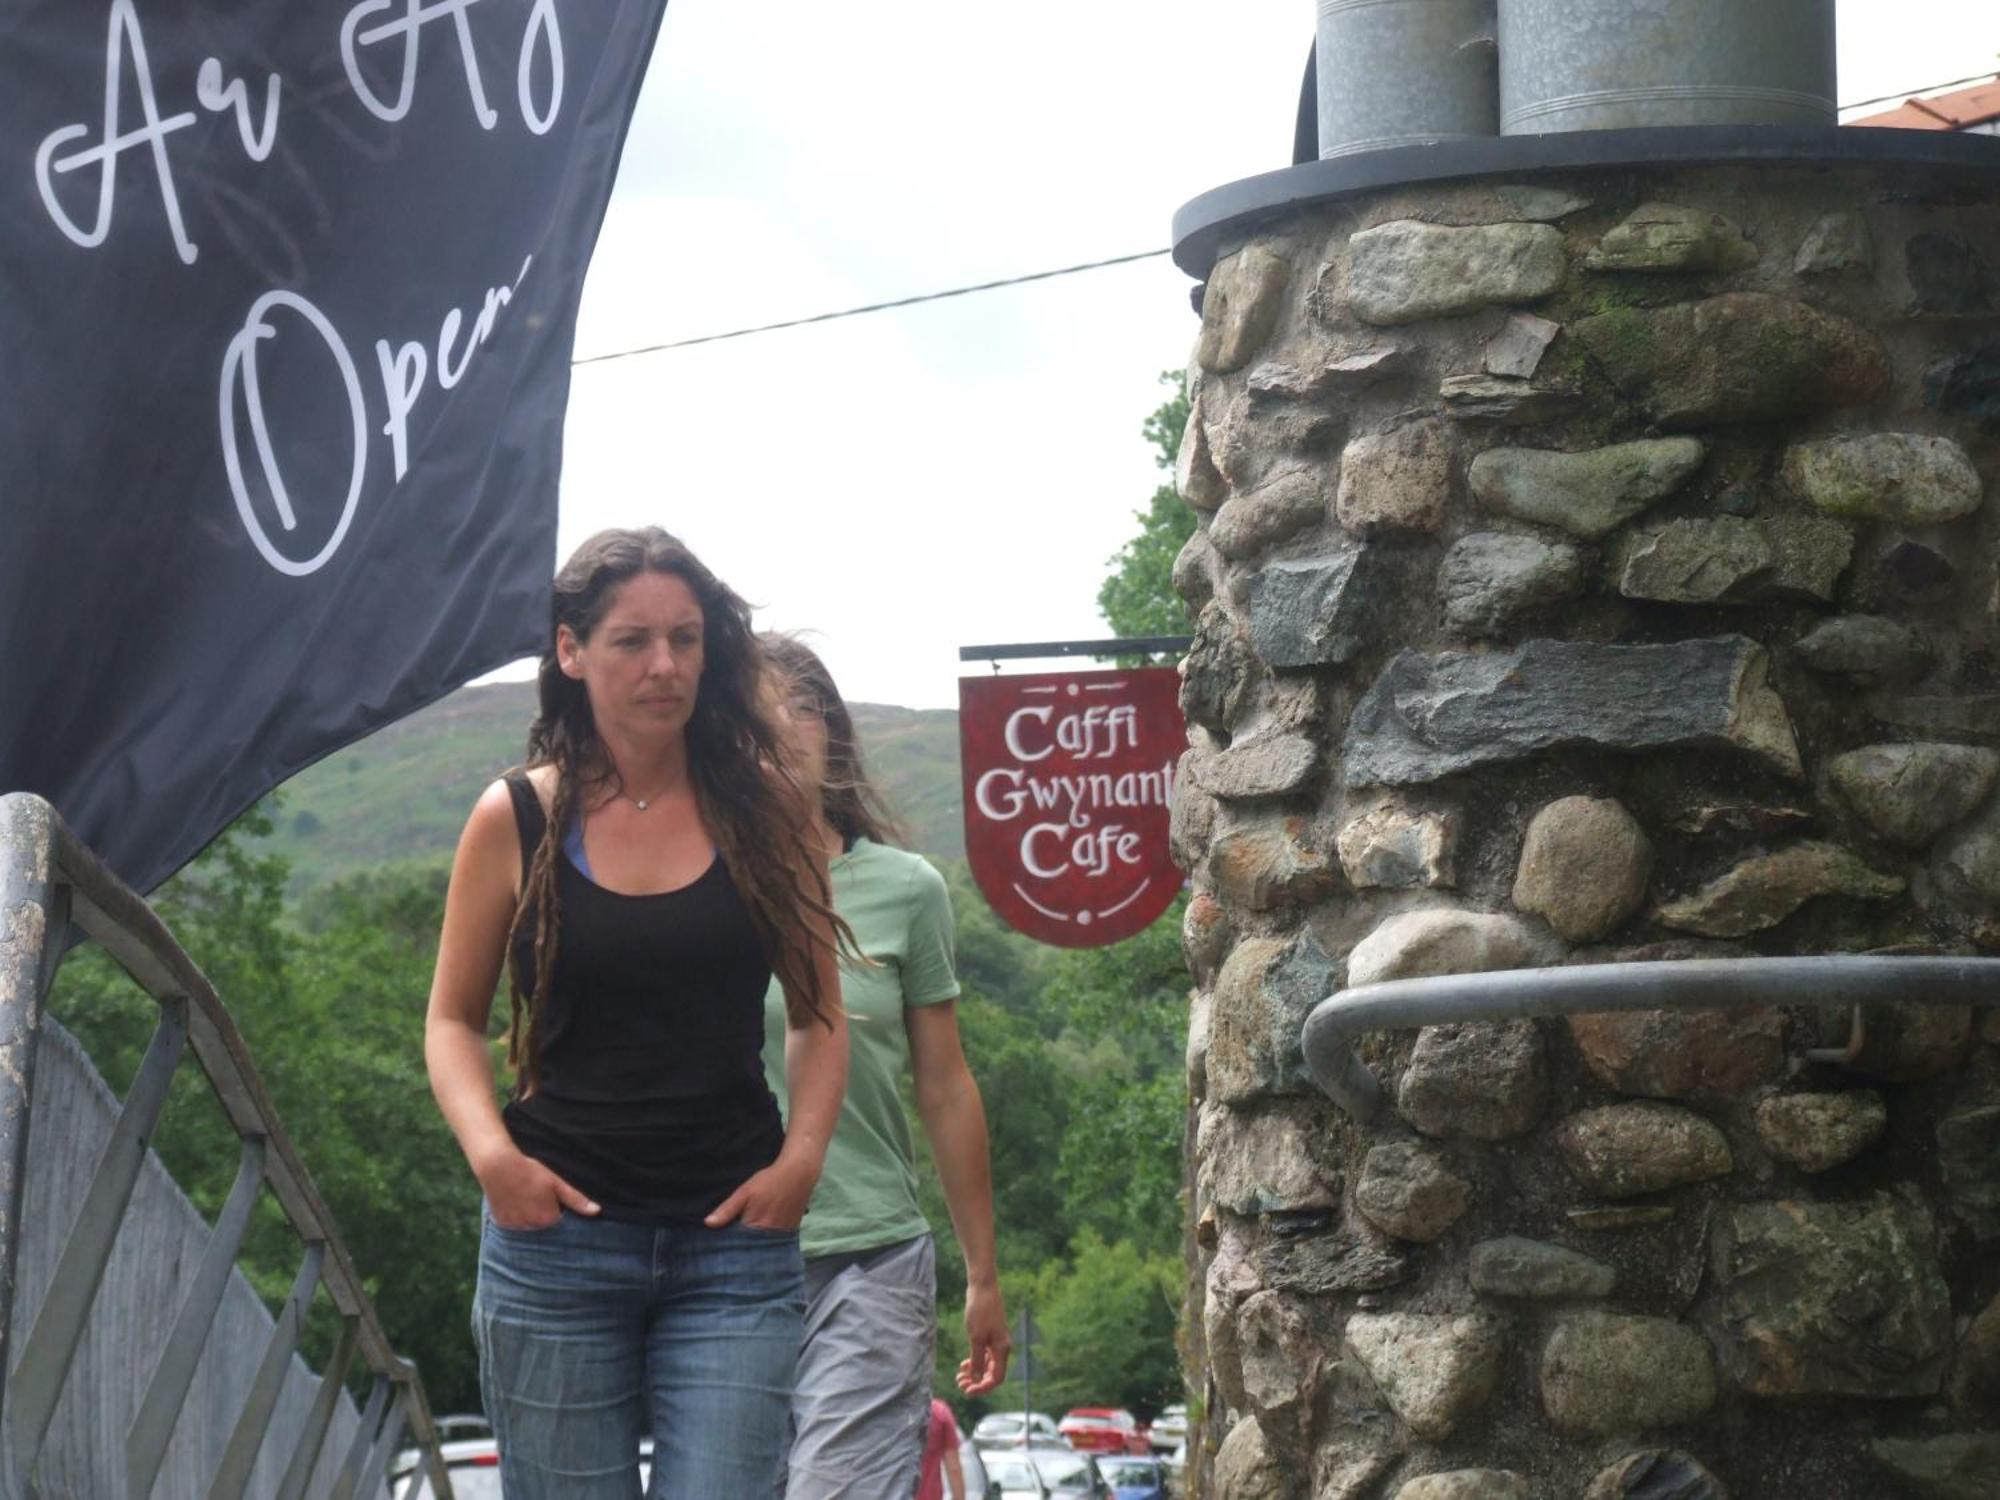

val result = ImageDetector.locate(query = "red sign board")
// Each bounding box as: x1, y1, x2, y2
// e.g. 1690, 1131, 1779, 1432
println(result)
959, 667, 1185, 947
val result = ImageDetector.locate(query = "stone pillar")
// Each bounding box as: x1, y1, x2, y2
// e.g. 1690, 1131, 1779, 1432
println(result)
1173, 146, 2000, 1500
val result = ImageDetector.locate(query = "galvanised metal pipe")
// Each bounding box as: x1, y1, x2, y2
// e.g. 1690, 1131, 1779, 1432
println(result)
1316, 0, 1498, 160
1498, 0, 1837, 134
0, 794, 63, 1474
1301, 955, 2000, 1122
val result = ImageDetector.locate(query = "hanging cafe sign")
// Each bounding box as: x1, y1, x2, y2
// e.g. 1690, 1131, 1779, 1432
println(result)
958, 644, 1188, 948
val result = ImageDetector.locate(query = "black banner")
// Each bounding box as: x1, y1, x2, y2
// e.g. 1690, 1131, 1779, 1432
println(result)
1, 0, 668, 891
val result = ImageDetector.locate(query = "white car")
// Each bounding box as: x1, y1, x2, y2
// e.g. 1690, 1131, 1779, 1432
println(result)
1147, 1403, 1187, 1453
393, 1436, 653, 1498
972, 1411, 1062, 1448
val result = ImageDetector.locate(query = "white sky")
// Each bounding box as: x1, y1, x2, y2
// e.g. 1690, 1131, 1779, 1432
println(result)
526, 0, 2000, 709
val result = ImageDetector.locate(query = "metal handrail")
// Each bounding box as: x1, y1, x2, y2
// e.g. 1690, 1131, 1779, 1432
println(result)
1301, 954, 2000, 1122
0, 792, 454, 1500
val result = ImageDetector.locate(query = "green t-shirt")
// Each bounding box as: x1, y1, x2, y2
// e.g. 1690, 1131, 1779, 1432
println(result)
762, 838, 960, 1258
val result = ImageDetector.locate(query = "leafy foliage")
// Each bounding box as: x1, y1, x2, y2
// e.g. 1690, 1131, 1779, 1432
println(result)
1097, 371, 1195, 643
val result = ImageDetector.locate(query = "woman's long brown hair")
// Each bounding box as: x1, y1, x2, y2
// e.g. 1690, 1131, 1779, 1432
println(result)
504, 528, 841, 1094
760, 633, 907, 849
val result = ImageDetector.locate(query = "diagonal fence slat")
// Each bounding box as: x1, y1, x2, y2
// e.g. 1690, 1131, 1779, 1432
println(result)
273, 1318, 360, 1500
207, 1242, 327, 1500
126, 1135, 268, 1497
7, 1001, 188, 1470
330, 1378, 391, 1500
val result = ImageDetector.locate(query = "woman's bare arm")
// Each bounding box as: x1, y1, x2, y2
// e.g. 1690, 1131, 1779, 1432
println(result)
425, 780, 596, 1228
909, 1000, 1011, 1395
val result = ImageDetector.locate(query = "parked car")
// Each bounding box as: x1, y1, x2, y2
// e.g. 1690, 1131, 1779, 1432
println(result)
1031, 1446, 1116, 1497
1147, 1403, 1187, 1453
391, 1438, 503, 1500
393, 1436, 653, 1498
959, 1434, 995, 1499
388, 1415, 495, 1492
1097, 1454, 1171, 1500
973, 1411, 1063, 1448
985, 1448, 1052, 1498
1058, 1407, 1150, 1456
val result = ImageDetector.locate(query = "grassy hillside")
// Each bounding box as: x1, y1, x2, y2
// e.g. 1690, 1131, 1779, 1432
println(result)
269, 682, 965, 891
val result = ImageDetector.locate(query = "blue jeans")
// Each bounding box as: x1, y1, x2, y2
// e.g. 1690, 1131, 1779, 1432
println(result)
475, 1207, 806, 1498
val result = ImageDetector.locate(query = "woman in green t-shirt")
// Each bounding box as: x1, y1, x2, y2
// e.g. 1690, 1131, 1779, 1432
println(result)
759, 636, 1012, 1499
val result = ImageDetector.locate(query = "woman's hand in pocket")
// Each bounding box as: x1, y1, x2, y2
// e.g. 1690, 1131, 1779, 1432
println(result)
477, 1144, 599, 1230
703, 1152, 819, 1232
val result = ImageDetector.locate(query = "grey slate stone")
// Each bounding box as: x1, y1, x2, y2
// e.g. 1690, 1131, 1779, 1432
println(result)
1617, 517, 1772, 604
1438, 532, 1586, 637
1794, 615, 1933, 684
1198, 733, 1322, 800
1439, 374, 1580, 425
1249, 546, 1386, 669
1343, 637, 1803, 787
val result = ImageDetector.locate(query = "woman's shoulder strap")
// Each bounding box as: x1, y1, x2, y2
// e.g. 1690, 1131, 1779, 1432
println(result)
501, 770, 547, 881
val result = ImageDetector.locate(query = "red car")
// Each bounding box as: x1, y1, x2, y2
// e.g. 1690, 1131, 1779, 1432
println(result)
1058, 1408, 1151, 1456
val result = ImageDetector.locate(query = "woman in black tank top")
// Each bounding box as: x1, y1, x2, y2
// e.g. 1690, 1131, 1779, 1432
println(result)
424, 528, 849, 1499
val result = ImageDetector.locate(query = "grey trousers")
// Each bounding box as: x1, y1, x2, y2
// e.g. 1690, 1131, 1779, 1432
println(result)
778, 1234, 937, 1500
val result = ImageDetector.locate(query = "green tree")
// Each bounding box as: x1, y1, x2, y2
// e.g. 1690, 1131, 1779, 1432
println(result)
1097, 371, 1195, 642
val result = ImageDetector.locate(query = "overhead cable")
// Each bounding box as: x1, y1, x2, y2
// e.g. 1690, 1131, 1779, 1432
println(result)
574, 67, 1999, 367
570, 247, 1172, 366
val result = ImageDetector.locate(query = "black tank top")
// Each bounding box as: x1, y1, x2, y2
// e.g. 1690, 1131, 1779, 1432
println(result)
500, 773, 785, 1223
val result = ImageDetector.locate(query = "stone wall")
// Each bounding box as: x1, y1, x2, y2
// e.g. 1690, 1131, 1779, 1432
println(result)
1174, 160, 2000, 1499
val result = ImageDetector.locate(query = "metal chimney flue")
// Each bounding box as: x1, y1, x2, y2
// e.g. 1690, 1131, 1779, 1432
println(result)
1497, 0, 1837, 133
1314, 0, 1498, 159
